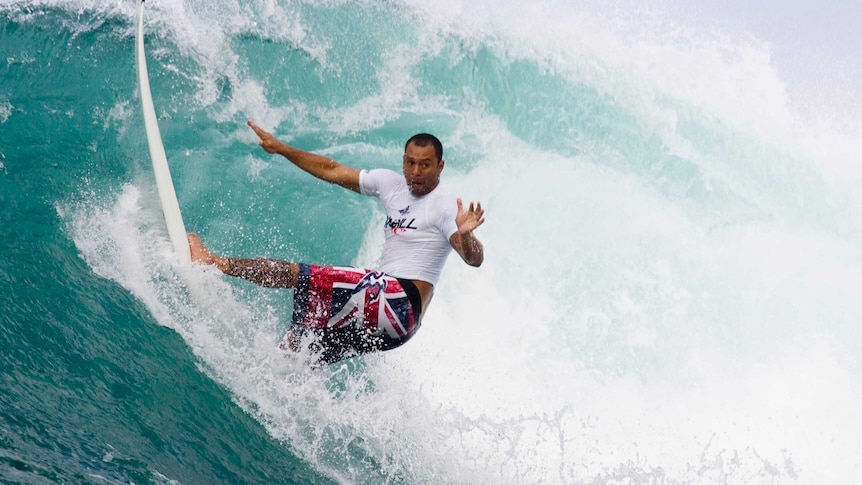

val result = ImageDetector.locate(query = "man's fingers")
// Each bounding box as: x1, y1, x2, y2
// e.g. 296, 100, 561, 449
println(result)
457, 198, 485, 225
247, 119, 267, 138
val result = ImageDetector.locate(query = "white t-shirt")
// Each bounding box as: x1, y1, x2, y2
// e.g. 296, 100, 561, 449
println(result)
359, 169, 459, 285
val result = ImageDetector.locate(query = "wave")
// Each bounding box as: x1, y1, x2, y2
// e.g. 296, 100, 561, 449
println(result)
3, 0, 861, 483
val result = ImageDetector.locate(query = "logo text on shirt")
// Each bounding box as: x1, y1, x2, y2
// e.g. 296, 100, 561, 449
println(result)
386, 215, 418, 234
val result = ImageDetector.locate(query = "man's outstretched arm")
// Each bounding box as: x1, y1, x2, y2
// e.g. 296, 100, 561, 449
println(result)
247, 119, 361, 193
450, 198, 485, 267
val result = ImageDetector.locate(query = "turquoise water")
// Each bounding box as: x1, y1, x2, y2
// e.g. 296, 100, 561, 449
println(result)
2, 1, 862, 483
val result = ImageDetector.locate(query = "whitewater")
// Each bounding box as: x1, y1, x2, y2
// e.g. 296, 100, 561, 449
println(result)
1, 0, 861, 483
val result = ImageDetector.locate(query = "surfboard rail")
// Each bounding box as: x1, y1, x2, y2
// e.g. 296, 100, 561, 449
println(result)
135, 0, 191, 263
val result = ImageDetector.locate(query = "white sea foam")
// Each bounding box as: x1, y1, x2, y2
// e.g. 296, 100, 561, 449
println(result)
0, 100, 12, 124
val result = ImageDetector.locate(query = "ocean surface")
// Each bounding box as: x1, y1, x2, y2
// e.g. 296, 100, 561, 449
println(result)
2, 0, 862, 483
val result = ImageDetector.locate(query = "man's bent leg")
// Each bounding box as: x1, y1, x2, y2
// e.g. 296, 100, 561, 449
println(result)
223, 258, 298, 288
188, 234, 297, 288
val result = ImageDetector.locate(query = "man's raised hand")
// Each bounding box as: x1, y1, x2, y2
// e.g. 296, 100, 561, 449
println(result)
456, 198, 485, 235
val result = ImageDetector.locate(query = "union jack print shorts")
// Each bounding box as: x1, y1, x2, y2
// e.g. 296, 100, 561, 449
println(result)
286, 264, 423, 364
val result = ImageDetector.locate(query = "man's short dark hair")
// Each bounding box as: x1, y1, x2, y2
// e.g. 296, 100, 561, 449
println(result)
405, 133, 443, 161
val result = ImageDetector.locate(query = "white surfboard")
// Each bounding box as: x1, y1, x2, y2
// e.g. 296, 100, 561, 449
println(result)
135, 0, 191, 263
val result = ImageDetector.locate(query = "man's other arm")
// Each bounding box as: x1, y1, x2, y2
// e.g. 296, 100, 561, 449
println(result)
450, 198, 485, 267
450, 231, 484, 267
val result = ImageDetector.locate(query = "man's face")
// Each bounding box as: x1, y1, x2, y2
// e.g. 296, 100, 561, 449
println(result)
402, 142, 444, 196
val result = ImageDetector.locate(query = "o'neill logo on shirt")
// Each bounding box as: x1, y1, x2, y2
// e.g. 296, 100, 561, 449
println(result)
386, 208, 418, 234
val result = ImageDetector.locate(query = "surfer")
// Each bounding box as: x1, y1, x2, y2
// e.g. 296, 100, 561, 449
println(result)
188, 120, 485, 365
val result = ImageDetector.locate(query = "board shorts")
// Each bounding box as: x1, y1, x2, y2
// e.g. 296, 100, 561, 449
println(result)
285, 264, 423, 365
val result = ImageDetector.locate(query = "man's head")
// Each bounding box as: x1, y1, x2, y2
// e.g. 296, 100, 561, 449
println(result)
403, 133, 444, 196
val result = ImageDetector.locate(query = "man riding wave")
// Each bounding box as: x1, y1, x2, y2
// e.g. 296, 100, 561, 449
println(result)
188, 120, 485, 365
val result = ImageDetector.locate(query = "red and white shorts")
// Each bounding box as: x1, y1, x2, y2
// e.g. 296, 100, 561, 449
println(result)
287, 264, 422, 364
